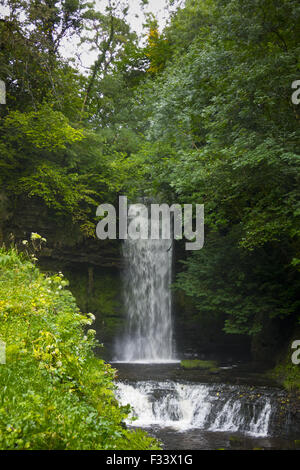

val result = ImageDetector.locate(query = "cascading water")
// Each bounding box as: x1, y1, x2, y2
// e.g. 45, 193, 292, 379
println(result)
114, 204, 175, 362
116, 381, 275, 437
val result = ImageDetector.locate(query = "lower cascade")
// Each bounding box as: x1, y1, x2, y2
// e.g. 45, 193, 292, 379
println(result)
116, 381, 277, 437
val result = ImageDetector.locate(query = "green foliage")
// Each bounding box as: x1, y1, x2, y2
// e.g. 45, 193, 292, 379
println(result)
267, 338, 300, 390
271, 362, 300, 391
4, 105, 84, 150
0, 0, 145, 237
0, 247, 160, 450
175, 232, 300, 335
132, 0, 300, 338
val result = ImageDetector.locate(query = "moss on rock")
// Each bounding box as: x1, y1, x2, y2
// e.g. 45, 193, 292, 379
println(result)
180, 359, 219, 371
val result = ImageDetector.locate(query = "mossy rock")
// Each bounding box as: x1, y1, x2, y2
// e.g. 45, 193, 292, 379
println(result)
229, 435, 244, 448
295, 440, 300, 449
180, 359, 218, 371
267, 361, 300, 391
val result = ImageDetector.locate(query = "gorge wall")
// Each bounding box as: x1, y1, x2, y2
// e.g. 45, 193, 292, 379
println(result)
0, 194, 296, 366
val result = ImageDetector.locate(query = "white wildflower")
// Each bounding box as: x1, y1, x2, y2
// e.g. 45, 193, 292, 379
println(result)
87, 329, 96, 336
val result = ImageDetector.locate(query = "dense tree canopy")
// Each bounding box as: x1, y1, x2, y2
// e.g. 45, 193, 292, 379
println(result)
131, 0, 300, 336
1, 0, 299, 338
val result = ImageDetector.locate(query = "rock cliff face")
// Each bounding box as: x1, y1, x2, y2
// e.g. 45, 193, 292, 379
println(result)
173, 288, 252, 362
1, 195, 122, 267
172, 242, 252, 362
1, 195, 124, 357
64, 265, 125, 358
172, 285, 296, 366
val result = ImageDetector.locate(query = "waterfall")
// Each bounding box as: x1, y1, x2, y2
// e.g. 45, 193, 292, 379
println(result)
116, 381, 274, 437
114, 204, 175, 362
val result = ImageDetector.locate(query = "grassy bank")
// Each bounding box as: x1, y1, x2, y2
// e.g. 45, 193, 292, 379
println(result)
0, 246, 159, 450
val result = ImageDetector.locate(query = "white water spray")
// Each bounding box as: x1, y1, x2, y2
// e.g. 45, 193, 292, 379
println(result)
115, 206, 175, 362
116, 381, 273, 437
